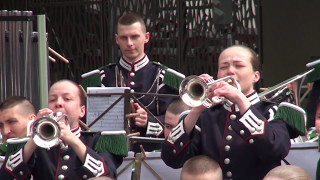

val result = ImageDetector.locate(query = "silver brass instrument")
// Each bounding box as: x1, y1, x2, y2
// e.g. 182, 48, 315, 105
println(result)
179, 75, 237, 107
30, 112, 69, 149
258, 69, 314, 105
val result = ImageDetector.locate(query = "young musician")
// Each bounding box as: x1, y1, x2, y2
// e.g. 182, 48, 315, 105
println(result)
0, 80, 122, 179
161, 45, 291, 180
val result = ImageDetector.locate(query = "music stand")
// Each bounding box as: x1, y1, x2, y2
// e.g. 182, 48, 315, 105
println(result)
86, 87, 131, 132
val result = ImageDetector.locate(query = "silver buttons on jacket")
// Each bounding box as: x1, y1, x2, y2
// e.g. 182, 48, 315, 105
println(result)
130, 72, 135, 77
63, 155, 70, 161
58, 174, 65, 180
93, 170, 98, 176
249, 139, 254, 144
83, 175, 88, 179
250, 128, 256, 133
225, 145, 230, 151
226, 135, 232, 141
60, 144, 68, 150
130, 81, 135, 86
61, 165, 68, 171
230, 114, 236, 120
226, 171, 232, 177
240, 130, 244, 135
180, 142, 184, 147
224, 158, 230, 164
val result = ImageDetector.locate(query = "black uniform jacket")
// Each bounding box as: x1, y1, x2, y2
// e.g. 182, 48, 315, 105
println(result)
0, 126, 121, 180
161, 91, 291, 180
101, 55, 181, 152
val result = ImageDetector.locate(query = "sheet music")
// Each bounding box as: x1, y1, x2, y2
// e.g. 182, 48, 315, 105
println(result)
87, 87, 129, 131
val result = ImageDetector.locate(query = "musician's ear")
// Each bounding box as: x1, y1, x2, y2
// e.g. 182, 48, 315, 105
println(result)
145, 32, 150, 44
79, 105, 86, 119
29, 114, 36, 121
253, 71, 260, 83
115, 34, 119, 45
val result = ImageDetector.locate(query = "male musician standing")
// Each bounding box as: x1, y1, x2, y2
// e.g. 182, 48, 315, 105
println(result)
161, 45, 291, 180
83, 12, 184, 152
0, 80, 122, 179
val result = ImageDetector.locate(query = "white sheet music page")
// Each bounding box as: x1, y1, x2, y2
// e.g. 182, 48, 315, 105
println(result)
86, 87, 129, 132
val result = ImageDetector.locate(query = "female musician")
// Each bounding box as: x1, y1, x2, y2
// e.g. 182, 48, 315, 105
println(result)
161, 45, 291, 180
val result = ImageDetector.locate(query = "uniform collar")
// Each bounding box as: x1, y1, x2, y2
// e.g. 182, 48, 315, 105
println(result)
223, 91, 260, 112
119, 54, 149, 72
71, 125, 81, 138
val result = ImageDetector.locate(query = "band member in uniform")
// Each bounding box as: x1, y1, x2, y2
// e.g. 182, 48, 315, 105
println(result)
0, 96, 36, 155
164, 99, 191, 138
161, 45, 291, 180
0, 80, 122, 179
83, 12, 184, 152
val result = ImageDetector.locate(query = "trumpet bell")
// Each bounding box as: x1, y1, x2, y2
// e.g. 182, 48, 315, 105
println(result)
31, 117, 61, 149
179, 75, 209, 107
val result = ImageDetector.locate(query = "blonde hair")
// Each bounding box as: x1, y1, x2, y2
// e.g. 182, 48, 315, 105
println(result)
181, 155, 222, 180
263, 165, 311, 180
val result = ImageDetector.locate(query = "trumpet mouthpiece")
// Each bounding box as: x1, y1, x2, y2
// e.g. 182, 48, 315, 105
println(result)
226, 79, 233, 85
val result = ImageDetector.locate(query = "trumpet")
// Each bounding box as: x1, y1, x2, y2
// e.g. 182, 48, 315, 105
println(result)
179, 75, 239, 108
29, 112, 69, 149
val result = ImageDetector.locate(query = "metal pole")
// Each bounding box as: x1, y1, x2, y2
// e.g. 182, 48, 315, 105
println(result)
37, 14, 49, 108
0, 10, 8, 101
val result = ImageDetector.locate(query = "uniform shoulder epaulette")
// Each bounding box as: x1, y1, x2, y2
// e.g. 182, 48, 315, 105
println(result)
6, 137, 29, 157
94, 131, 128, 157
81, 65, 109, 90
0, 143, 7, 156
274, 102, 307, 139
163, 68, 185, 90
151, 61, 185, 90
152, 61, 167, 69
104, 62, 117, 68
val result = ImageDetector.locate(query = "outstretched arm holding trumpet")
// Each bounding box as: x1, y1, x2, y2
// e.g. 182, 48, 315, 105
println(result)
162, 45, 291, 180
1, 80, 120, 179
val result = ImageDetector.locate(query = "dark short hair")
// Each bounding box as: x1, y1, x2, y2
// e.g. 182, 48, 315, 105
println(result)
118, 12, 146, 33
0, 96, 35, 116
166, 99, 191, 115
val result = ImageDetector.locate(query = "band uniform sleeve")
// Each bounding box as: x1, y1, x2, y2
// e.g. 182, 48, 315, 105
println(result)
161, 120, 202, 169
0, 147, 32, 180
229, 104, 291, 161
76, 133, 120, 179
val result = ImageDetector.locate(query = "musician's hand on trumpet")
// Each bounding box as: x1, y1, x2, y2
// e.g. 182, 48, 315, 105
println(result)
36, 107, 54, 119
180, 73, 251, 115
211, 77, 252, 114
28, 108, 71, 149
